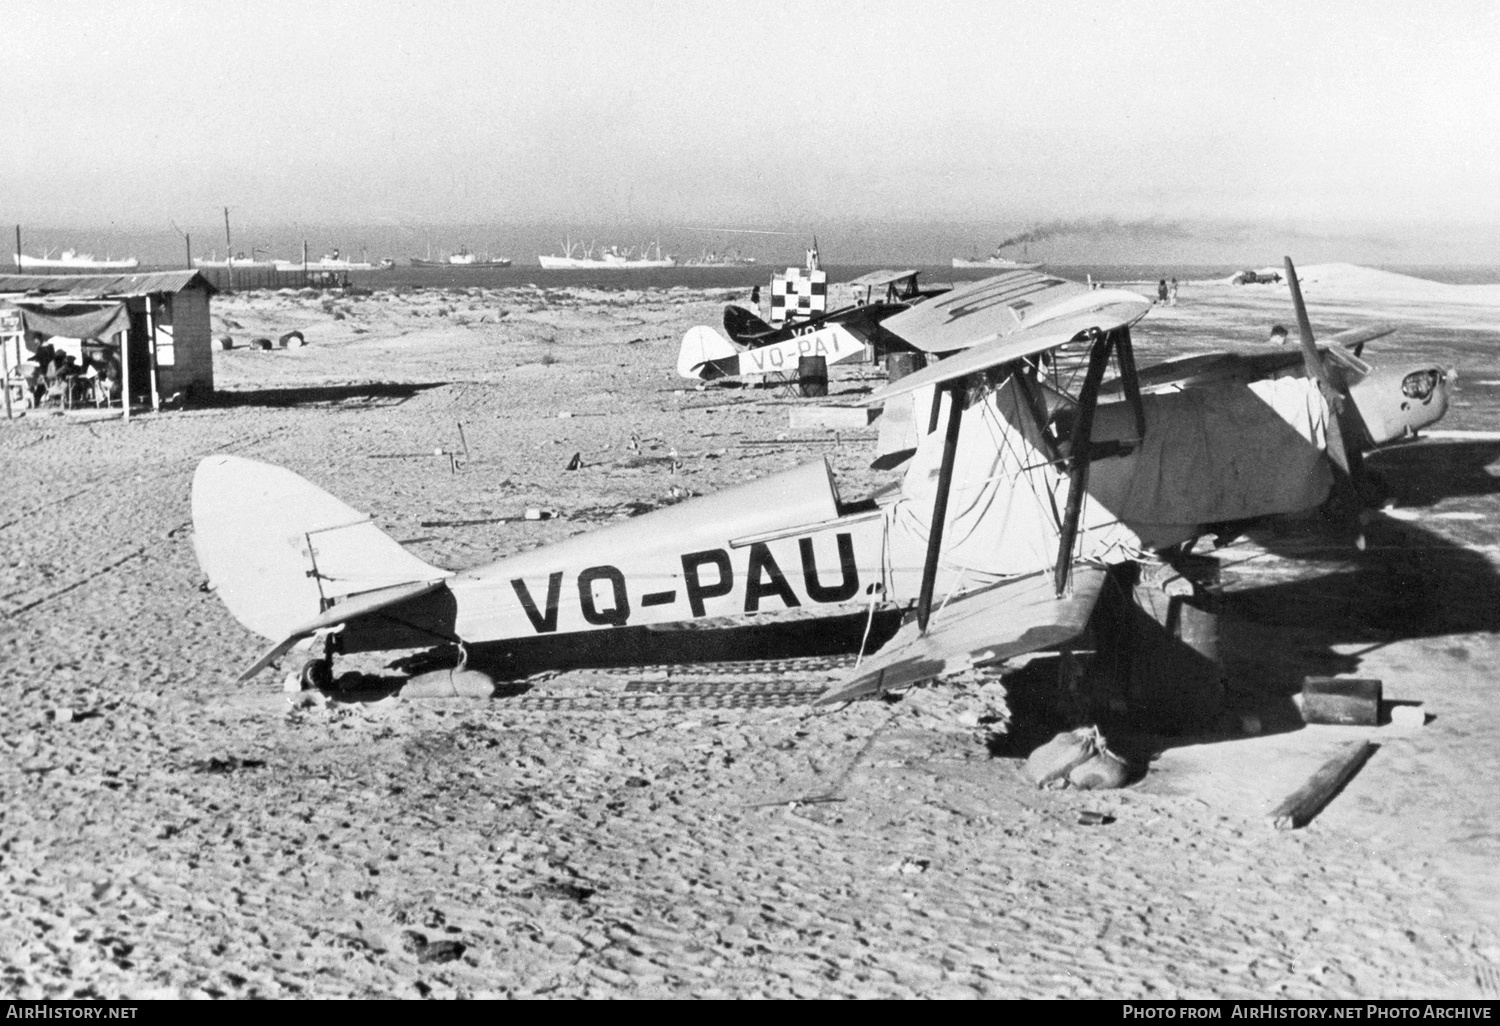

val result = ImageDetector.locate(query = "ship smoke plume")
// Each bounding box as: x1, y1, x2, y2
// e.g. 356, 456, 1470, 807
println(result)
994, 218, 1194, 250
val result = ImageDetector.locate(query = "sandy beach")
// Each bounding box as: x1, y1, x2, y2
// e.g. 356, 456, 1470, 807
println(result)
2, 267, 1499, 999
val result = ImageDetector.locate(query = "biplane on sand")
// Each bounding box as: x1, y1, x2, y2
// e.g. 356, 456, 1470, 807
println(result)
677, 269, 947, 381
193, 259, 1454, 719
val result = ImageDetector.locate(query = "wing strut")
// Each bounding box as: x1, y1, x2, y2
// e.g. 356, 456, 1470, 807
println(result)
916, 382, 966, 633
1053, 330, 1115, 596
1114, 325, 1147, 443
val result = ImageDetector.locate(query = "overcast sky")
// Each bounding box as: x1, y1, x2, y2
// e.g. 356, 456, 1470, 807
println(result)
4, 0, 1498, 260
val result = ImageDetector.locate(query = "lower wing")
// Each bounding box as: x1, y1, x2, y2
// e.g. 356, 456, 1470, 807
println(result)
816, 566, 1108, 704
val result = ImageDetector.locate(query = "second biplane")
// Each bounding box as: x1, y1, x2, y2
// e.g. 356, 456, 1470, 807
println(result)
676, 269, 947, 381
194, 258, 1453, 717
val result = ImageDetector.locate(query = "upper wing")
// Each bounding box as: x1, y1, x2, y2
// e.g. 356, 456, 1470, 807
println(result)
844, 269, 921, 288
1101, 352, 1269, 395
726, 301, 903, 348
865, 291, 1153, 406
1099, 324, 1397, 396
881, 270, 1126, 354
1324, 323, 1397, 350
816, 566, 1108, 705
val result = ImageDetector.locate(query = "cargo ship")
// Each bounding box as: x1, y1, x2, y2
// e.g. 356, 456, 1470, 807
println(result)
951, 243, 1043, 270
410, 246, 511, 267
14, 249, 139, 271
538, 238, 676, 269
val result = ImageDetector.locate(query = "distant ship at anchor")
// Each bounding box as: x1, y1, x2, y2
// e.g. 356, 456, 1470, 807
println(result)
409, 246, 512, 268
14, 248, 140, 271
194, 250, 277, 269
951, 242, 1044, 270
682, 248, 758, 267
538, 238, 677, 269
273, 249, 389, 272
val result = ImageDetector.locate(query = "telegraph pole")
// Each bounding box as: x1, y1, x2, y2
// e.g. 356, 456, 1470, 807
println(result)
223, 207, 233, 290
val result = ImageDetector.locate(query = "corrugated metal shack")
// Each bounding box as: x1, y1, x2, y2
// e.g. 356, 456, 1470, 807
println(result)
0, 271, 217, 419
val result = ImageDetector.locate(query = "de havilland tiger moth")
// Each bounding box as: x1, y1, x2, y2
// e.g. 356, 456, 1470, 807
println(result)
191, 258, 1455, 709
677, 268, 950, 382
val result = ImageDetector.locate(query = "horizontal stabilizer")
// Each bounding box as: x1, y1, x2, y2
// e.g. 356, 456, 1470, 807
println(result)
817, 566, 1107, 704
864, 295, 1152, 406
236, 579, 448, 681
1324, 323, 1397, 350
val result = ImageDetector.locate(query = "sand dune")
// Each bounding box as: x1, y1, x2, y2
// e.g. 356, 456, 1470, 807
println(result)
1194, 262, 1500, 306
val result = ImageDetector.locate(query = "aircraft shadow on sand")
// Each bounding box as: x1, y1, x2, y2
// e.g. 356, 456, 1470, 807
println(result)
991, 438, 1500, 768
204, 382, 447, 409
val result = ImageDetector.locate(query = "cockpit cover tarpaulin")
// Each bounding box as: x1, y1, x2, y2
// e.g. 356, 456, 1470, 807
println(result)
17, 302, 129, 348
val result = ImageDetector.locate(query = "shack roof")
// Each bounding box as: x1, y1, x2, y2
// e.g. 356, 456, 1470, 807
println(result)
844, 269, 921, 288
0, 271, 217, 299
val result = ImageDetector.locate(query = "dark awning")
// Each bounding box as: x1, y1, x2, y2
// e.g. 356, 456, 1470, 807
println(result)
16, 302, 129, 347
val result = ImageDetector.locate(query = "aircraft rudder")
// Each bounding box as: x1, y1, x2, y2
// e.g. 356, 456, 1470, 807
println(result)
678, 325, 740, 379
191, 455, 445, 642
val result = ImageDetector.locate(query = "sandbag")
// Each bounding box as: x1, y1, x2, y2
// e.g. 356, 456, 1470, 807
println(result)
1024, 726, 1101, 786
1069, 747, 1131, 790
402, 667, 495, 699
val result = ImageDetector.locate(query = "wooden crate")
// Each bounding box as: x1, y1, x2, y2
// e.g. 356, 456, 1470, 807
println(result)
1301, 677, 1382, 726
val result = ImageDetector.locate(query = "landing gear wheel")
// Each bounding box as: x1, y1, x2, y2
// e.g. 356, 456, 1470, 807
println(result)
299, 657, 333, 692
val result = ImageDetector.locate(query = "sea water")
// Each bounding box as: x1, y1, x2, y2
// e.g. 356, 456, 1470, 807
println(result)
170, 262, 1500, 292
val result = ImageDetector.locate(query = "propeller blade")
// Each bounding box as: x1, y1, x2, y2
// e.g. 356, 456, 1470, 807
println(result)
1284, 257, 1360, 482
1284, 256, 1337, 395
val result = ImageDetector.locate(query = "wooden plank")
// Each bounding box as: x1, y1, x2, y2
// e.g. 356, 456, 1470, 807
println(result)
1268, 740, 1377, 830
788, 405, 878, 430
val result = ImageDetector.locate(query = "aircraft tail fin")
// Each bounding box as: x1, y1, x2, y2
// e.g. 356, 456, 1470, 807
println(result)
192, 455, 450, 643
723, 304, 776, 343
677, 325, 741, 379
